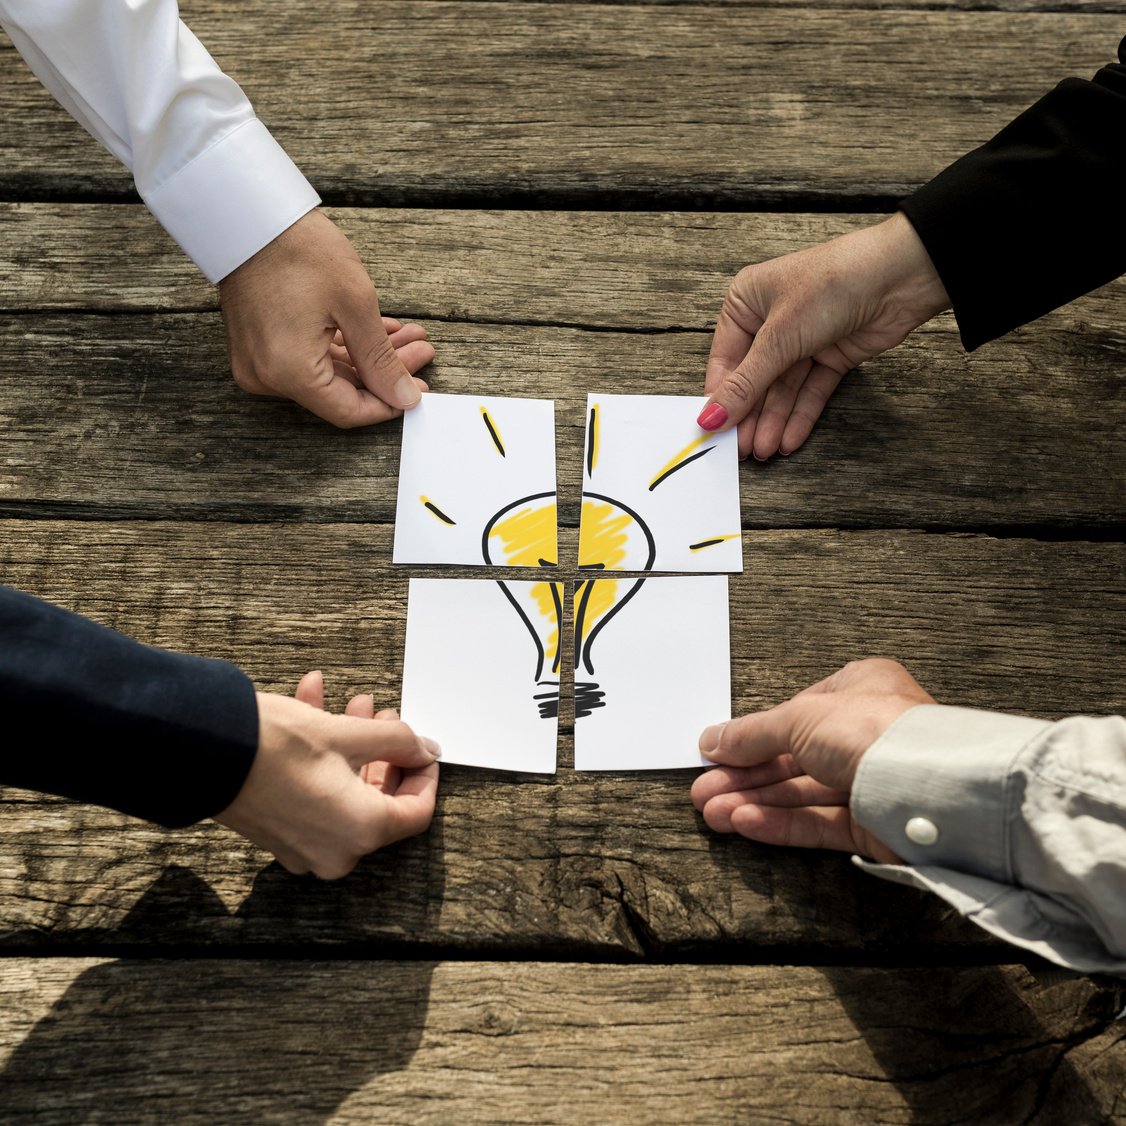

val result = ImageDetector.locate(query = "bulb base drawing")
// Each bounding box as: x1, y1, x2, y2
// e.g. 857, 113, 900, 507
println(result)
574, 681, 607, 719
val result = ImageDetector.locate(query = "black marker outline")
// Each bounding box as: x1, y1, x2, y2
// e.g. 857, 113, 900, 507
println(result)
648, 445, 713, 491
574, 491, 656, 677
574, 681, 607, 718
482, 409, 506, 457
481, 491, 558, 566
493, 579, 551, 683
423, 499, 456, 525
585, 405, 598, 478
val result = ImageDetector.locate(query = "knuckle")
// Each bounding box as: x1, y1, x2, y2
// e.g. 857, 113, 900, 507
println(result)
312, 855, 357, 881
723, 368, 759, 408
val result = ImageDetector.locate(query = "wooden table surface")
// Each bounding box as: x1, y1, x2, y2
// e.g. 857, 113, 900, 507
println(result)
2, 2, 1125, 1121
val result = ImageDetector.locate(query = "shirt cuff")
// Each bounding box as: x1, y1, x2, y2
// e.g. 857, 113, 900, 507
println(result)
850, 704, 1052, 881
141, 116, 321, 283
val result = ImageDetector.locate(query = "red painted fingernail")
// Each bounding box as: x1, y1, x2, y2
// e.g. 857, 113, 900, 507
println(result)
697, 403, 728, 431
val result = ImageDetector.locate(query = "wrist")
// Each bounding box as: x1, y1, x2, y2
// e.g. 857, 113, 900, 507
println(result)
878, 211, 952, 323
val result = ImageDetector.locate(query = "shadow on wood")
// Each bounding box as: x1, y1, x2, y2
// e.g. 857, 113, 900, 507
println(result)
816, 963, 1125, 1124
0, 865, 439, 1123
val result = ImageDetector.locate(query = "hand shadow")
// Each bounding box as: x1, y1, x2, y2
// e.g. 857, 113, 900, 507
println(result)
704, 833, 1125, 1121
816, 962, 1124, 1122
0, 860, 441, 1123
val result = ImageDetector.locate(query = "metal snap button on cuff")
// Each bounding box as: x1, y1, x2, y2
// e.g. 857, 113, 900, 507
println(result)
905, 816, 939, 846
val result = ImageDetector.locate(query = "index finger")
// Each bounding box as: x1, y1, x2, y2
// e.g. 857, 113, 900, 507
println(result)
330, 714, 439, 770
699, 320, 800, 435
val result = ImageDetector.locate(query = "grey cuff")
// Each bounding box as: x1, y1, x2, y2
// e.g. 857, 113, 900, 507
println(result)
851, 704, 1051, 882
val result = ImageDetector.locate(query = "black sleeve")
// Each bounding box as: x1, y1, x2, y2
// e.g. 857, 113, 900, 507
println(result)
901, 34, 1126, 352
0, 585, 258, 827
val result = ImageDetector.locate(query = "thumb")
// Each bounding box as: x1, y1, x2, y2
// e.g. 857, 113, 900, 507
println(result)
339, 295, 422, 412
698, 321, 799, 434
331, 713, 439, 770
699, 697, 802, 768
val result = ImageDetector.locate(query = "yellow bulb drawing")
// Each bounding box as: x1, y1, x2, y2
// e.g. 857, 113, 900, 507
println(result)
574, 492, 655, 717
483, 490, 562, 719
575, 400, 738, 719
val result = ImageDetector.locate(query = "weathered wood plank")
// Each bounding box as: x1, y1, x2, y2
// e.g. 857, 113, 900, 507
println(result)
5, 204, 1124, 339
0, 6, 1118, 203
0, 959, 1122, 1124
0, 521, 1121, 952
0, 311, 1122, 528
417, 0, 1126, 8
0, 204, 859, 319
409, 0, 1126, 9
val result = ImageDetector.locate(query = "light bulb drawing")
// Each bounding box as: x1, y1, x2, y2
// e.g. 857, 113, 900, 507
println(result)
574, 492, 655, 717
482, 491, 562, 719
575, 399, 740, 719
414, 404, 562, 721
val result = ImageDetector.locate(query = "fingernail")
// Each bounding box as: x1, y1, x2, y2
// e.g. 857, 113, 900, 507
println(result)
699, 722, 727, 755
697, 403, 728, 431
395, 375, 422, 409
421, 737, 441, 759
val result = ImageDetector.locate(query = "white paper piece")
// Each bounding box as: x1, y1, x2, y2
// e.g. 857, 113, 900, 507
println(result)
400, 577, 560, 773
579, 393, 742, 573
573, 575, 730, 770
394, 393, 558, 566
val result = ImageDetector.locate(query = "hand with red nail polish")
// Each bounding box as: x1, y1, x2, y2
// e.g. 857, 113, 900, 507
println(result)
700, 213, 950, 460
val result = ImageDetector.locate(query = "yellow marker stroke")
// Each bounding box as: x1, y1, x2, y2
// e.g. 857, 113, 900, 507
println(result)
578, 499, 631, 569
419, 495, 456, 525
574, 577, 620, 653
688, 533, 741, 552
487, 501, 557, 567
648, 434, 714, 491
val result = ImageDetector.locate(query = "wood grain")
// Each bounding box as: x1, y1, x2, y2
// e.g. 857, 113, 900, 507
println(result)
0, 959, 1122, 1124
2, 5, 1124, 1117
0, 308, 1123, 528
0, 520, 1121, 953
4, 203, 1124, 335
0, 6, 1119, 204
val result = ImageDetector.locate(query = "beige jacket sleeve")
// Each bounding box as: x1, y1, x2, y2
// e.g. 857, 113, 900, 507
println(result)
851, 704, 1126, 976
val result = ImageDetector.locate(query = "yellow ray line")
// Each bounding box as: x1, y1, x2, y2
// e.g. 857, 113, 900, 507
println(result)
481, 406, 505, 456
688, 533, 740, 552
419, 495, 456, 525
649, 434, 713, 491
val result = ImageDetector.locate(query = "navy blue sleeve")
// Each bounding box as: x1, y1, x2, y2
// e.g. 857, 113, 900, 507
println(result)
0, 585, 259, 827
901, 35, 1126, 351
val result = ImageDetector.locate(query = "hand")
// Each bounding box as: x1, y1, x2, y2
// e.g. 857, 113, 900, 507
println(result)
219, 209, 435, 428
698, 212, 951, 460
215, 671, 440, 879
692, 658, 936, 863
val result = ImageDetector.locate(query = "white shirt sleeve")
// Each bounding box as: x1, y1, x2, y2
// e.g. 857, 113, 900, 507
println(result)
851, 704, 1126, 977
0, 0, 320, 282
